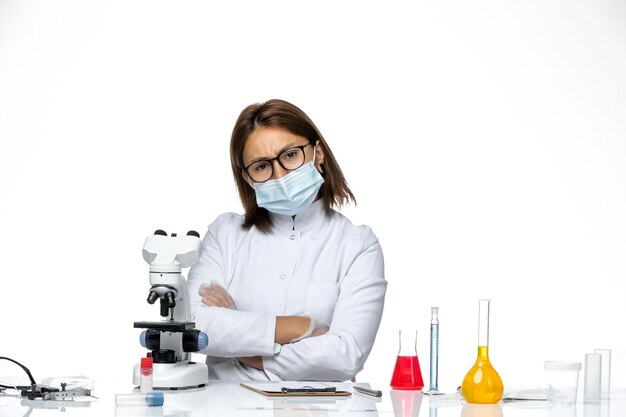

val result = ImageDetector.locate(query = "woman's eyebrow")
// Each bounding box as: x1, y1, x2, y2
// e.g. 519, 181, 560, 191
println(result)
248, 142, 300, 164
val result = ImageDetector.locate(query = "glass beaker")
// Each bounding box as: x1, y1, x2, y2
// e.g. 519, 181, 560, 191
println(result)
390, 330, 424, 390
460, 299, 504, 404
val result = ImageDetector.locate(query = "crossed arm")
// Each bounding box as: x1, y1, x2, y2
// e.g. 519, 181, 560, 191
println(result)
198, 281, 328, 369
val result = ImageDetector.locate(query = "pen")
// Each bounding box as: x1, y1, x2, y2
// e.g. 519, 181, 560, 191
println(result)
353, 385, 383, 397
282, 387, 336, 394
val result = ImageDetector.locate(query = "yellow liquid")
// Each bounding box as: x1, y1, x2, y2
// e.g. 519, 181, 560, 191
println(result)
461, 346, 504, 404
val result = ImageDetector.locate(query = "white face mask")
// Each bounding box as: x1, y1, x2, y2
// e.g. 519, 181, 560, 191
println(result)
253, 159, 324, 216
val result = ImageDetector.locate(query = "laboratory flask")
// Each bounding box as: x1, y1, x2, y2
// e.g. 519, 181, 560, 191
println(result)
390, 330, 424, 390
461, 299, 504, 404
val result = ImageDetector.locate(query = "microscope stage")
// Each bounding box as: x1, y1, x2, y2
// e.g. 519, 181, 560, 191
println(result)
133, 321, 196, 331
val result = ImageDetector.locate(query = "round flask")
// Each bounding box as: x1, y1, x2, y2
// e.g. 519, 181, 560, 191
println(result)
461, 299, 503, 404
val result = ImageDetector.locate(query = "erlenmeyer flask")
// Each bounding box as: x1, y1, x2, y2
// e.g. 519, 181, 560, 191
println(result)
390, 330, 424, 390
461, 299, 504, 404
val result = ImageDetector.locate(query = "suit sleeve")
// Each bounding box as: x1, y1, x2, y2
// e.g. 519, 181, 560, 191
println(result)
262, 230, 386, 381
188, 218, 280, 358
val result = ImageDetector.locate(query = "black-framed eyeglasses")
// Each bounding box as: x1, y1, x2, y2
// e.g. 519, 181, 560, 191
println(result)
242, 143, 313, 183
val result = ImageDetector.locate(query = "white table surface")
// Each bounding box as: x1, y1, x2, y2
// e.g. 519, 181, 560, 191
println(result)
0, 380, 623, 417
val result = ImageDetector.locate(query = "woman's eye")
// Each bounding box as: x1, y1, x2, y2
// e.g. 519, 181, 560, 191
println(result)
254, 162, 269, 171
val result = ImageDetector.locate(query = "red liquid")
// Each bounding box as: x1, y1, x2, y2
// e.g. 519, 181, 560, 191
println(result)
390, 355, 424, 390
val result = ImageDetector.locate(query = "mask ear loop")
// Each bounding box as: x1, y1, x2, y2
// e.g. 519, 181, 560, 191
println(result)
313, 143, 325, 174
241, 166, 257, 190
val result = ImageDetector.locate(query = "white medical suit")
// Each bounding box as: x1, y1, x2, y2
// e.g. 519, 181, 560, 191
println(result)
187, 200, 386, 381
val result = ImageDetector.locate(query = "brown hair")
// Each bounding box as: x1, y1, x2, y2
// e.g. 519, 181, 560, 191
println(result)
230, 99, 356, 232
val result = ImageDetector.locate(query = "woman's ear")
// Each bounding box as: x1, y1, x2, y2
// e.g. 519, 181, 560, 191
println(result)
242, 171, 255, 189
314, 140, 325, 172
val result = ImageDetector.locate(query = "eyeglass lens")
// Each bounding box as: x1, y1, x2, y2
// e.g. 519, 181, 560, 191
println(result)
247, 146, 307, 182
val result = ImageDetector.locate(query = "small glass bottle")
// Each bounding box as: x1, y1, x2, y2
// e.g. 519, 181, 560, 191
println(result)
116, 392, 164, 407
390, 329, 424, 390
461, 299, 503, 404
140, 356, 154, 394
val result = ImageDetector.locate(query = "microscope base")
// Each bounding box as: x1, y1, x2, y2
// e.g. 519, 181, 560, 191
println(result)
133, 361, 208, 390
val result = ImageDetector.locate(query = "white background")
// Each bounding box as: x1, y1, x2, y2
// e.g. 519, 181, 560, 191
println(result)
1, 0, 625, 396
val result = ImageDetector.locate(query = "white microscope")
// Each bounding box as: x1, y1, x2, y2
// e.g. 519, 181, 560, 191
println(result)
133, 229, 209, 389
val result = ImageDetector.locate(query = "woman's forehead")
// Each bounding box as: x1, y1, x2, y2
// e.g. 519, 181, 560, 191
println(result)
243, 126, 306, 162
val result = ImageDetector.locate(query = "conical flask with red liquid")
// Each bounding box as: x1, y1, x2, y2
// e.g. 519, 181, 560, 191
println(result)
390, 330, 424, 390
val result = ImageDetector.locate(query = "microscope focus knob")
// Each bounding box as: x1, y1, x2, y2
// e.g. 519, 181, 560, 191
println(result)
154, 229, 167, 236
183, 329, 209, 352
198, 332, 208, 350
187, 230, 200, 238
139, 329, 161, 351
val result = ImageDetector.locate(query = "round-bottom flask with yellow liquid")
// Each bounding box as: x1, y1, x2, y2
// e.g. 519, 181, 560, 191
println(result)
461, 299, 503, 404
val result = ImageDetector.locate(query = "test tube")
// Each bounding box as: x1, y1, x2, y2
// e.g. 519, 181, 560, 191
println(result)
115, 392, 164, 407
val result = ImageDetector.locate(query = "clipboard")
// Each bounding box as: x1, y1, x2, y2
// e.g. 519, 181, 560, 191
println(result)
240, 382, 352, 397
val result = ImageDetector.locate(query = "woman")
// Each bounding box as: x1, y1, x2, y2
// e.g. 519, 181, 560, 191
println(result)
188, 99, 386, 381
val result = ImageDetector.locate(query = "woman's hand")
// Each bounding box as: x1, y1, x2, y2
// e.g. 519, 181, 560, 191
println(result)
237, 356, 263, 370
198, 280, 237, 309
275, 317, 330, 344
311, 323, 330, 337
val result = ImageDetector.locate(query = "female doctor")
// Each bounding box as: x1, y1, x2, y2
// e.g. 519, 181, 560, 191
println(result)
187, 99, 386, 381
